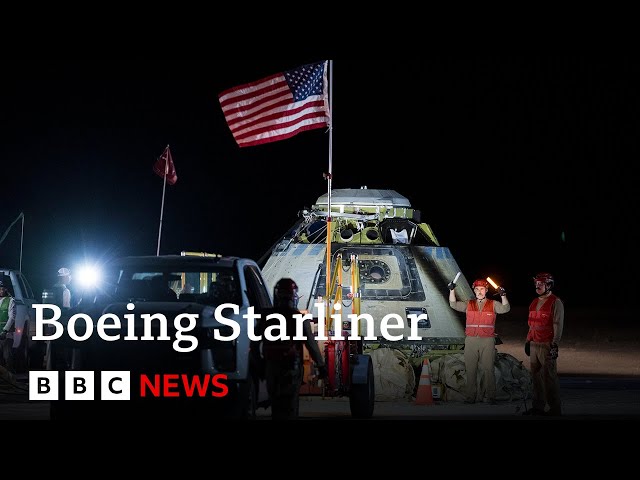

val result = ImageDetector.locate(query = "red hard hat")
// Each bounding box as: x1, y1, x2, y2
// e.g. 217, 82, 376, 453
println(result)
472, 279, 489, 289
534, 272, 554, 288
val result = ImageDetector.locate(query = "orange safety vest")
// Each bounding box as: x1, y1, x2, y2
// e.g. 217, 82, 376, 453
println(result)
527, 294, 557, 343
465, 299, 496, 337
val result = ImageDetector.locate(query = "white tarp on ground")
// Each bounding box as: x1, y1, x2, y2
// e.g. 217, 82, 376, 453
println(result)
370, 347, 416, 401
429, 352, 532, 402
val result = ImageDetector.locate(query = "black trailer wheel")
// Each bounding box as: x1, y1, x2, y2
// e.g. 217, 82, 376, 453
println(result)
349, 354, 375, 419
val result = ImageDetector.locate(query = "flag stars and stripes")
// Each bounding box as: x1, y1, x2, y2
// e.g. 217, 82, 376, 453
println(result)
219, 60, 330, 148
285, 62, 325, 101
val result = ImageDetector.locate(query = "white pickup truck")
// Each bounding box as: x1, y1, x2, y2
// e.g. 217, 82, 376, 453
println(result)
0, 268, 40, 372
47, 253, 273, 419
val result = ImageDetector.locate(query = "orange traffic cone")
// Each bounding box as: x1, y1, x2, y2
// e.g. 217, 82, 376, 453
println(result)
415, 358, 435, 405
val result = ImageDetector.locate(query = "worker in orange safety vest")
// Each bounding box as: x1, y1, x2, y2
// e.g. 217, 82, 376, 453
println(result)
449, 278, 510, 404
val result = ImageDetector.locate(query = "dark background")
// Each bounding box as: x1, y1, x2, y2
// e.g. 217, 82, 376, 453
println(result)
1, 56, 637, 308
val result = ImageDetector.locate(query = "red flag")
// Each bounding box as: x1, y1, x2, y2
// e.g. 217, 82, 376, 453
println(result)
218, 61, 330, 148
153, 145, 177, 185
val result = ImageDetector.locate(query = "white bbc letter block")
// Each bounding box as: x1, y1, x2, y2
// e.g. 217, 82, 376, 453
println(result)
65, 371, 94, 400
29, 371, 58, 400
102, 371, 131, 400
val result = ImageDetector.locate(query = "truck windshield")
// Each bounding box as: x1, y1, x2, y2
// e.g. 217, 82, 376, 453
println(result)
116, 267, 241, 305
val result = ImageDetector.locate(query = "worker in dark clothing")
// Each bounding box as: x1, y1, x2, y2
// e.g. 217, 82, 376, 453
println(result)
256, 278, 326, 420
524, 272, 564, 416
0, 278, 16, 373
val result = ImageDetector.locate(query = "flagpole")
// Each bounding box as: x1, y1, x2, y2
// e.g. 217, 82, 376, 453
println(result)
0, 212, 25, 270
325, 60, 333, 334
156, 144, 169, 256
19, 213, 24, 272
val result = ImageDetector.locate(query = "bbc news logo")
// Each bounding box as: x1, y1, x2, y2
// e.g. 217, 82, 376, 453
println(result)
29, 371, 229, 400
29, 371, 130, 400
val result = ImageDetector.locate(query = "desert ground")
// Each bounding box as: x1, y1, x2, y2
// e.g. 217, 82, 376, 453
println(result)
496, 306, 640, 377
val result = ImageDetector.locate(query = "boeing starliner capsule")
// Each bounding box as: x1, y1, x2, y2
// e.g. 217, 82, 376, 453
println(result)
258, 188, 475, 396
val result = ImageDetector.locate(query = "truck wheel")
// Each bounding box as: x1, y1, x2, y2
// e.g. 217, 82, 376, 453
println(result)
12, 335, 28, 374
349, 354, 375, 419
28, 342, 46, 371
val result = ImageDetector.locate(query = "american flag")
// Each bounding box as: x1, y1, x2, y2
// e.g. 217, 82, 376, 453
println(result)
152, 145, 177, 185
219, 61, 330, 148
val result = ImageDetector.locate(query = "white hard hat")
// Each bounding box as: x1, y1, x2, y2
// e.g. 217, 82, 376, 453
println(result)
58, 267, 71, 277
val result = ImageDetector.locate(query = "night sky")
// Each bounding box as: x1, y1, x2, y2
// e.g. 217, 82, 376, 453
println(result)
1, 56, 637, 307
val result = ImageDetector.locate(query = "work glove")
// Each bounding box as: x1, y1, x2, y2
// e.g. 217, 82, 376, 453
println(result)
447, 281, 456, 290
497, 286, 506, 297
316, 365, 328, 380
524, 341, 530, 357
549, 343, 559, 360
0, 331, 6, 341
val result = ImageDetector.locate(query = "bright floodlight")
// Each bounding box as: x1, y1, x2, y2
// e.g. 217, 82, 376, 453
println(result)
76, 265, 101, 288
